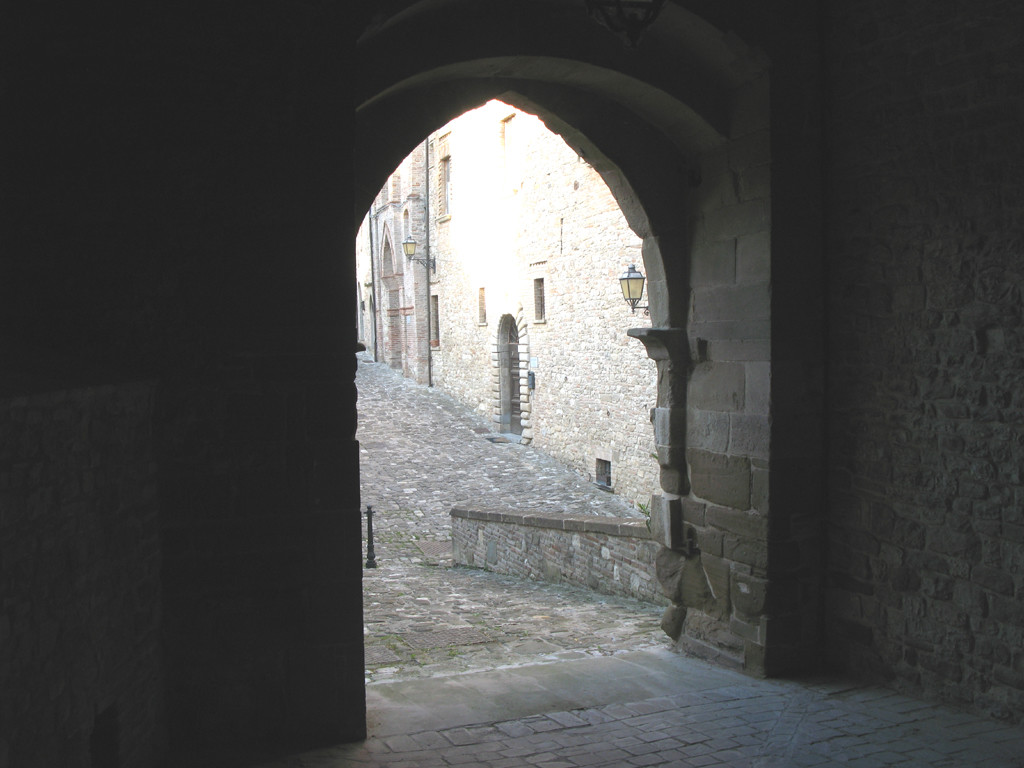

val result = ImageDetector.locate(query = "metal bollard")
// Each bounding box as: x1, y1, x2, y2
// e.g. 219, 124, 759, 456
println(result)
365, 505, 377, 568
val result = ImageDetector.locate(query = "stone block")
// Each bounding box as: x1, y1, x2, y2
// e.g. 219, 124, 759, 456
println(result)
688, 450, 752, 510
661, 604, 686, 641
723, 536, 768, 570
705, 199, 769, 241
744, 362, 770, 415
689, 363, 745, 412
680, 557, 714, 609
659, 464, 689, 496
691, 239, 737, 285
699, 528, 723, 557
656, 547, 688, 603
751, 463, 769, 513
706, 505, 767, 540
652, 406, 687, 447
738, 162, 771, 203
729, 414, 769, 459
971, 565, 1014, 596
736, 231, 770, 283
688, 409, 730, 452
649, 494, 684, 550
692, 283, 770, 323
708, 338, 770, 362
701, 553, 731, 620
681, 498, 706, 526
730, 615, 762, 643
732, 571, 768, 617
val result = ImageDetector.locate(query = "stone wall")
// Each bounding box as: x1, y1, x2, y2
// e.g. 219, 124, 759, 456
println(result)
0, 383, 163, 767
451, 506, 666, 605
647, 71, 776, 671
356, 143, 431, 384
825, 0, 1024, 720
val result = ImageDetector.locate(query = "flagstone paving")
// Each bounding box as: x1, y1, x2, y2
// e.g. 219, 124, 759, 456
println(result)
247, 356, 1024, 767
355, 353, 665, 684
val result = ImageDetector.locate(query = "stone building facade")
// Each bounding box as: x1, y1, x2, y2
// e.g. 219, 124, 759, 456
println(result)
356, 145, 431, 385
358, 102, 660, 509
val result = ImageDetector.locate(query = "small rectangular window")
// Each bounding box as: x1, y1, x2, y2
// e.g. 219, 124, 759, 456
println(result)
430, 294, 440, 346
439, 155, 451, 215
533, 277, 546, 321
478, 287, 487, 325
596, 459, 612, 489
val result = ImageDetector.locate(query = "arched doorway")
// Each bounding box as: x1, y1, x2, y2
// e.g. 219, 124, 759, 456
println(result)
496, 313, 522, 436
354, 0, 825, 730
378, 231, 404, 370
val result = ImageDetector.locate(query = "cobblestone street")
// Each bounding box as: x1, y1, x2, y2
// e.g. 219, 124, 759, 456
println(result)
244, 356, 1024, 767
355, 353, 666, 683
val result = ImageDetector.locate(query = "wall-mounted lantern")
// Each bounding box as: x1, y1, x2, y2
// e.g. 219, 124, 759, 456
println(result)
619, 263, 650, 315
403, 237, 435, 270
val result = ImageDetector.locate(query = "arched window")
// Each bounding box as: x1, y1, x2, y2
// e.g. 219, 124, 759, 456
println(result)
381, 231, 395, 276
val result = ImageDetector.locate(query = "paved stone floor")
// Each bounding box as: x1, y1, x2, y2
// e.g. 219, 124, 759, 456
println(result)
355, 353, 663, 684
251, 356, 1024, 767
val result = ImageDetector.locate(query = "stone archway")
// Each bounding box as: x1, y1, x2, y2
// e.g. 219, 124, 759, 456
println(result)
493, 308, 532, 441
355, 0, 826, 692
378, 228, 404, 370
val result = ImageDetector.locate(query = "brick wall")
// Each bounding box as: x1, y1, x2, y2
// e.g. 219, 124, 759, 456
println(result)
0, 383, 163, 767
825, 0, 1024, 720
451, 506, 667, 605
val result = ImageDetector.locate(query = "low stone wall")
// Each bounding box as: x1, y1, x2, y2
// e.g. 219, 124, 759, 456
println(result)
450, 506, 667, 606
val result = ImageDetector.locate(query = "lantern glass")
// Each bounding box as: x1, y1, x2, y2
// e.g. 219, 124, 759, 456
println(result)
619, 264, 645, 308
403, 237, 417, 257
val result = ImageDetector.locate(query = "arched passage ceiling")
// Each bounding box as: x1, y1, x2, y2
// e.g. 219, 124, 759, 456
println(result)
354, 0, 768, 228
355, 0, 770, 326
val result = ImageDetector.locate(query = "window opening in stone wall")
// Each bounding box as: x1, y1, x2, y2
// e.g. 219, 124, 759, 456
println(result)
534, 277, 545, 321
595, 458, 612, 489
439, 155, 451, 216
478, 287, 487, 325
430, 294, 439, 346
403, 209, 410, 241
381, 236, 395, 276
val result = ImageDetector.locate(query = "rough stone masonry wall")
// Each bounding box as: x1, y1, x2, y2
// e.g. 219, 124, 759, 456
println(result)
451, 506, 666, 605
362, 152, 432, 386
428, 102, 659, 509
0, 383, 163, 767
428, 110, 497, 420
825, 0, 1024, 720
520, 114, 659, 510
650, 73, 774, 671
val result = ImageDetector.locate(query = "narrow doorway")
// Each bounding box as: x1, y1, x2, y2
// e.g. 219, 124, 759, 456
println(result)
497, 313, 522, 436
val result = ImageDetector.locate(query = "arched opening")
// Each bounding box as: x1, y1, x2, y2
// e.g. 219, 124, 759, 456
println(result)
355, 100, 664, 689
349, 0, 825, 747
378, 232, 405, 370
496, 313, 522, 436
355, 0, 779, 671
